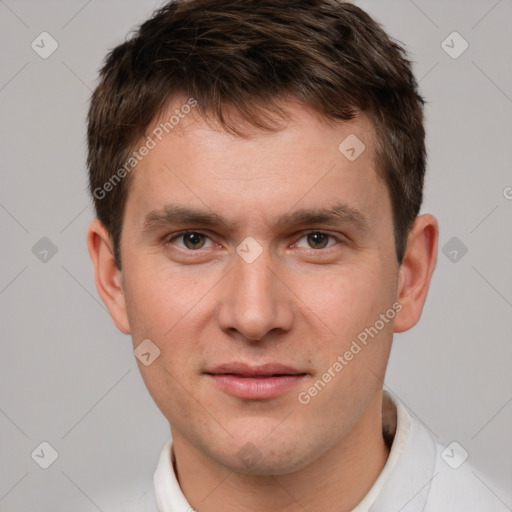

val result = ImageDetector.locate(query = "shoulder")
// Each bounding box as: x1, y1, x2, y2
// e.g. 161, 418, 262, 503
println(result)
93, 475, 158, 511
425, 440, 509, 511
380, 393, 508, 512
119, 487, 158, 511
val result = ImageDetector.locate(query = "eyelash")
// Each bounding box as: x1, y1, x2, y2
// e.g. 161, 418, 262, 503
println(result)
166, 230, 343, 252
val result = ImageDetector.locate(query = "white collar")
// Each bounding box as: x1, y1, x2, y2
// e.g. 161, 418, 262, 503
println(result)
154, 391, 437, 511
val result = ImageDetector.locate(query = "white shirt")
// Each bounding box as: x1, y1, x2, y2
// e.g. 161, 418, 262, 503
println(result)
110, 391, 507, 511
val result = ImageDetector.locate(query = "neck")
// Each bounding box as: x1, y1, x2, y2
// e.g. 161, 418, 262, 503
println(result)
172, 391, 390, 512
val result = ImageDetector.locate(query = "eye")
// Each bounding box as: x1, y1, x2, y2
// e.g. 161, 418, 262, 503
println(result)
168, 231, 213, 250
295, 231, 339, 250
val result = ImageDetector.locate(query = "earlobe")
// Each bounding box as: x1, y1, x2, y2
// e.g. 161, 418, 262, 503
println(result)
394, 214, 438, 333
87, 219, 131, 335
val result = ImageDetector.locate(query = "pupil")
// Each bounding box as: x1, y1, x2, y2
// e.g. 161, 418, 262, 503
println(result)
309, 233, 327, 249
185, 233, 204, 249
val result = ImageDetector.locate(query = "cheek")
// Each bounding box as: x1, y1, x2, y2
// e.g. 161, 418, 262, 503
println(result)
122, 259, 205, 342
299, 262, 395, 341
122, 275, 204, 419
137, 360, 202, 434
126, 283, 207, 417
294, 268, 395, 430
295, 259, 397, 401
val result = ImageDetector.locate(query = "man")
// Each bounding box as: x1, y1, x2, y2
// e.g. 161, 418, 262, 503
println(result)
86, 0, 499, 510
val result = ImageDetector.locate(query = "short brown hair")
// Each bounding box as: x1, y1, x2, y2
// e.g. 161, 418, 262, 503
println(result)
87, 0, 426, 269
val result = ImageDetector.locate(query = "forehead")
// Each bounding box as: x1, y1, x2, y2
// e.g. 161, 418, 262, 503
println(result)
124, 97, 389, 234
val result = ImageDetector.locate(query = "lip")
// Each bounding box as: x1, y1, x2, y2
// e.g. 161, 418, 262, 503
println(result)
205, 362, 308, 400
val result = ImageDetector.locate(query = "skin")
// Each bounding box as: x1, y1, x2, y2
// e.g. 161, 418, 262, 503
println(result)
88, 96, 438, 512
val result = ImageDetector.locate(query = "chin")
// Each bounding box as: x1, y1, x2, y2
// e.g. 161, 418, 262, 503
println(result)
228, 450, 311, 476
211, 433, 324, 476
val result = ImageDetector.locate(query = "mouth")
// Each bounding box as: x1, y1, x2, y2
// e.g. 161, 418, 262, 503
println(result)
204, 362, 308, 400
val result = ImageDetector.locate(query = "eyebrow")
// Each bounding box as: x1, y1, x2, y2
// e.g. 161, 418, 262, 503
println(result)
142, 203, 370, 233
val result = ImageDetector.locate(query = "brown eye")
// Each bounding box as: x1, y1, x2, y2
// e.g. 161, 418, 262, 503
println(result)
182, 232, 206, 250
293, 231, 341, 252
306, 232, 330, 249
168, 231, 212, 250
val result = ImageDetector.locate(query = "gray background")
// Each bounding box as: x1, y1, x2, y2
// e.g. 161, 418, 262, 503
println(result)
0, 0, 511, 510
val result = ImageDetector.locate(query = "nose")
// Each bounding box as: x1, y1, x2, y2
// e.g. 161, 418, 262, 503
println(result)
215, 244, 294, 342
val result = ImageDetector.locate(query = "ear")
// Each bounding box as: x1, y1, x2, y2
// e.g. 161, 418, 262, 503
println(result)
394, 214, 438, 333
87, 218, 131, 334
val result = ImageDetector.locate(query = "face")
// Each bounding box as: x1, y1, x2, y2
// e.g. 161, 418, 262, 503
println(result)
93, 97, 409, 475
